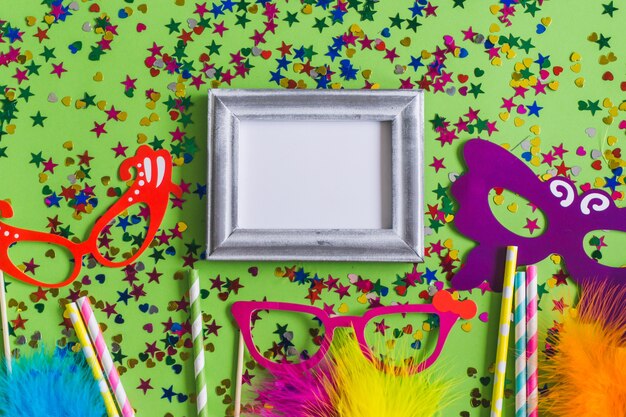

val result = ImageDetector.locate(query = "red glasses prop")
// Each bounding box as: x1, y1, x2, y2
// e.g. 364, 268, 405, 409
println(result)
232, 290, 477, 374
0, 146, 181, 288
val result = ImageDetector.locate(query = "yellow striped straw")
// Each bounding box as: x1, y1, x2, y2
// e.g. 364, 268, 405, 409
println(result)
65, 302, 120, 417
490, 246, 518, 417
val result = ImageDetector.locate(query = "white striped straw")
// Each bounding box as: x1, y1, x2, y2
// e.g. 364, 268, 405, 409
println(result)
526, 265, 539, 417
514, 271, 527, 417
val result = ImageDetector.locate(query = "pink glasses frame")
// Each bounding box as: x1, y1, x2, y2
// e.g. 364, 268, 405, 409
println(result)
232, 293, 474, 374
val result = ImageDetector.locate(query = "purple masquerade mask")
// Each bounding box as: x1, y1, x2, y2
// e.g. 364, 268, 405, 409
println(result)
451, 139, 625, 292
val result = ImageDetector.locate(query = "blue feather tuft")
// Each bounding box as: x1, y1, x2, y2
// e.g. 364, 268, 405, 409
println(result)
0, 345, 106, 417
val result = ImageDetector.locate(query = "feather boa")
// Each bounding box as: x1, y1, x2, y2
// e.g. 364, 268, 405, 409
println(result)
540, 282, 626, 417
0, 346, 106, 417
254, 361, 334, 417
255, 331, 457, 417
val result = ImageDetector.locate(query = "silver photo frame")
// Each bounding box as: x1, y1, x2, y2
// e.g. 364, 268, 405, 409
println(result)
206, 89, 424, 262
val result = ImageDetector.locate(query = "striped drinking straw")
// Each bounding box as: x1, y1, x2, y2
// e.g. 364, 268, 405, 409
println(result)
76, 297, 135, 417
490, 246, 518, 417
65, 302, 119, 417
189, 270, 209, 417
525, 265, 539, 417
514, 271, 527, 417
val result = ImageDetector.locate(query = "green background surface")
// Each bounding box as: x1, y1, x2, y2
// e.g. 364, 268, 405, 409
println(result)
0, 0, 624, 416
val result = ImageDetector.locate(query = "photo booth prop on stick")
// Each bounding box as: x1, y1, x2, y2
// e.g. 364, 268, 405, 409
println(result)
0, 146, 181, 288
451, 139, 624, 292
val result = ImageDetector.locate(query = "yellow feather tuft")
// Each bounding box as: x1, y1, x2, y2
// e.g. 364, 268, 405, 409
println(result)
540, 281, 626, 417
318, 331, 458, 417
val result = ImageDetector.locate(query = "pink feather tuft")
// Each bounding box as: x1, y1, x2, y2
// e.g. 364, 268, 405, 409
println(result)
254, 362, 334, 417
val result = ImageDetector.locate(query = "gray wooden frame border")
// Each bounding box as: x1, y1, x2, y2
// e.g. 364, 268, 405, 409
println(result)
206, 89, 424, 262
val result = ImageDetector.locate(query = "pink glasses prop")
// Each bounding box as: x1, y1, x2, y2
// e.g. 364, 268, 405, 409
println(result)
231, 290, 477, 374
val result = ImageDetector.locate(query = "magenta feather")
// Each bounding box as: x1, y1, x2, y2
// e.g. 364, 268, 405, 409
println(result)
254, 362, 334, 417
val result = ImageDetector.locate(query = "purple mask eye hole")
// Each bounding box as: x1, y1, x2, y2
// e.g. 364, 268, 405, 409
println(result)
250, 308, 326, 366
363, 312, 441, 368
488, 188, 548, 237
584, 230, 626, 267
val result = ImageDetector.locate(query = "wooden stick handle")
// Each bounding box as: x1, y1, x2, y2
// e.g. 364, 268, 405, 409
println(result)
233, 331, 245, 417
0, 270, 12, 373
